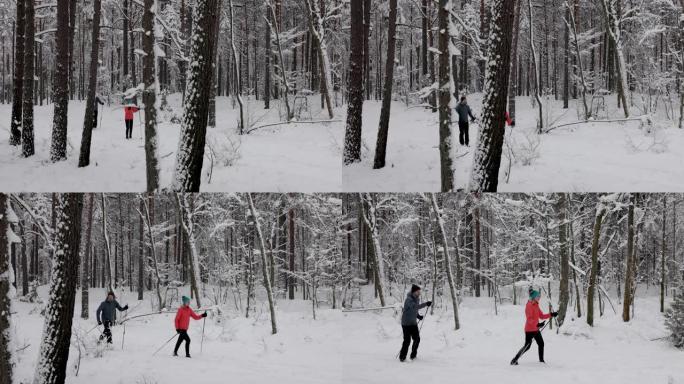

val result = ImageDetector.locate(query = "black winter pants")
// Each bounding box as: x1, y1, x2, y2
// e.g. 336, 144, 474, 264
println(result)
100, 320, 112, 344
511, 331, 544, 363
174, 330, 191, 356
399, 325, 420, 361
458, 121, 470, 146
125, 120, 133, 139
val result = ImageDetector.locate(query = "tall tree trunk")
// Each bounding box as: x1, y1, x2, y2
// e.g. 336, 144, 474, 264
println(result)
527, 0, 544, 133
430, 194, 460, 330
557, 193, 570, 326
81, 194, 95, 319
175, 193, 202, 307
567, 3, 591, 119
661, 196, 666, 313
359, 194, 386, 306
342, 0, 365, 164
138, 198, 144, 301
563, 5, 570, 109
288, 207, 295, 300
0, 194, 15, 384
143, 0, 160, 191
141, 196, 164, 310
49, 0, 71, 162
508, 0, 522, 121
437, 0, 454, 191
21, 0, 35, 157
100, 194, 115, 293
229, 0, 245, 132
78, 0, 102, 167
9, 1, 25, 146
622, 194, 635, 321
33, 194, 82, 384
587, 202, 606, 327
172, 0, 222, 191
600, 0, 629, 117
304, 0, 334, 119
372, 0, 398, 169
469, 0, 516, 192
246, 194, 278, 334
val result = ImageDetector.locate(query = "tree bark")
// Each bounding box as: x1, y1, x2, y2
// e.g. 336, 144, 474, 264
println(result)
9, 1, 25, 146
81, 193, 95, 319
437, 0, 454, 191
33, 194, 82, 384
21, 0, 35, 157
49, 0, 71, 162
143, 0, 160, 191
247, 194, 278, 334
557, 193, 570, 326
430, 193, 460, 330
172, 0, 222, 191
469, 0, 516, 192
343, 0, 365, 164
0, 194, 15, 384
78, 0, 102, 167
587, 201, 606, 327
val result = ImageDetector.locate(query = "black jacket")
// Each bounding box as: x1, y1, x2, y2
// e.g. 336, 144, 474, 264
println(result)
96, 300, 126, 323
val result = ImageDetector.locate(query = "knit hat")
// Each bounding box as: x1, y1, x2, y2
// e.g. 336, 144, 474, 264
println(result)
529, 290, 540, 300
411, 284, 421, 293
182, 296, 190, 304
106, 291, 116, 299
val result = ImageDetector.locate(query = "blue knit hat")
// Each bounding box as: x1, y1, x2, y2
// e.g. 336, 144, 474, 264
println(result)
182, 296, 190, 304
529, 290, 540, 300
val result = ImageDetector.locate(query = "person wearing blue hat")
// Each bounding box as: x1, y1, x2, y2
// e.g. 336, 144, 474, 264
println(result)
510, 289, 558, 365
173, 296, 207, 357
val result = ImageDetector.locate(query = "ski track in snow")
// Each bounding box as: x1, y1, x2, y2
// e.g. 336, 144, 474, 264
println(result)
343, 95, 684, 192
0, 94, 342, 192
11, 286, 684, 384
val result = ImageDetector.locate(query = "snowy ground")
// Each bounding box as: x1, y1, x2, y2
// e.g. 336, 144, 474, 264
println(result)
12, 287, 344, 384
11, 286, 682, 384
343, 94, 684, 192
0, 95, 342, 192
340, 289, 683, 384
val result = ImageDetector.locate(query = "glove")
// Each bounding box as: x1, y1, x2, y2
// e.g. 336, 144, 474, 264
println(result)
551, 312, 558, 318
537, 322, 545, 328
98, 321, 102, 326
426, 301, 432, 307
201, 312, 208, 318
417, 315, 424, 321
123, 305, 129, 311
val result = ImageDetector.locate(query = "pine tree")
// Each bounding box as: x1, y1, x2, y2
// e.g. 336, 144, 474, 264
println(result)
142, 0, 160, 191
664, 286, 684, 349
342, 0, 365, 165
78, 0, 102, 167
34, 194, 82, 384
9, 0, 25, 146
49, 0, 71, 162
172, 0, 222, 191
21, 0, 35, 157
469, 0, 517, 192
0, 194, 16, 384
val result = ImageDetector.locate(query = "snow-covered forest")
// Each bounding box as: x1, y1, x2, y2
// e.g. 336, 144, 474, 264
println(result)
1, 193, 683, 383
0, 0, 682, 191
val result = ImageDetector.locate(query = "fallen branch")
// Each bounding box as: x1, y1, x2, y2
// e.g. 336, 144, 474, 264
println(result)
543, 116, 651, 134
245, 119, 342, 134
341, 305, 398, 312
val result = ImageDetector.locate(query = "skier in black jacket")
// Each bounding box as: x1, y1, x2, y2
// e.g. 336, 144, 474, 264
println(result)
399, 284, 432, 362
96, 291, 128, 343
455, 96, 477, 146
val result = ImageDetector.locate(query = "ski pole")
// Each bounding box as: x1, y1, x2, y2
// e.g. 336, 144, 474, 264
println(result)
121, 323, 127, 350
200, 317, 206, 354
86, 324, 101, 334
152, 333, 179, 356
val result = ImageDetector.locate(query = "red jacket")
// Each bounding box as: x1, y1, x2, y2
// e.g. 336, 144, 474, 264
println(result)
505, 111, 513, 126
174, 305, 202, 330
124, 106, 139, 121
524, 300, 551, 332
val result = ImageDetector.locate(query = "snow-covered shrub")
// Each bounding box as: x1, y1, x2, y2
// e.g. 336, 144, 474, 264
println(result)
206, 131, 241, 168
664, 287, 684, 349
507, 128, 541, 167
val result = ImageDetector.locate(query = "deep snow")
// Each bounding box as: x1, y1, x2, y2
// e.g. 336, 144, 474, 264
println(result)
0, 95, 342, 192
10, 285, 683, 384
343, 94, 684, 192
